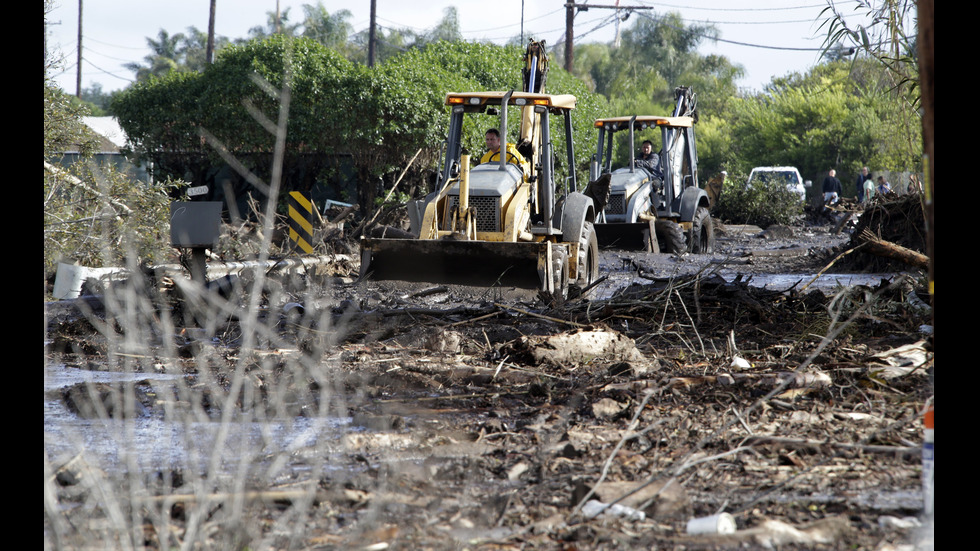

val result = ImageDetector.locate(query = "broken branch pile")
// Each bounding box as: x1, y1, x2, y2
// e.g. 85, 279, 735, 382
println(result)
842, 193, 928, 272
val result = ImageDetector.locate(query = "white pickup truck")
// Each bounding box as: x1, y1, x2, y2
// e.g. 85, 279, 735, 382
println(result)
747, 166, 809, 202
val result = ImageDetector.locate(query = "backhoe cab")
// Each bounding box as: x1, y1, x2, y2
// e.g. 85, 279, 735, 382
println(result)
589, 86, 714, 254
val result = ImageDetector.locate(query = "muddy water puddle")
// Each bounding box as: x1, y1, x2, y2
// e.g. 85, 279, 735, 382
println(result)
44, 363, 355, 479
595, 256, 903, 299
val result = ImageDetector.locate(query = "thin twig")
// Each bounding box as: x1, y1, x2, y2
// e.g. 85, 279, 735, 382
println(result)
493, 303, 586, 327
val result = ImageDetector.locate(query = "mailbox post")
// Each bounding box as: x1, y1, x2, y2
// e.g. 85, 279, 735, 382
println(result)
169, 199, 222, 285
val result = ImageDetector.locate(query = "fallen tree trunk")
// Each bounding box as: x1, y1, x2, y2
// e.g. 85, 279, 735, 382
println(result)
856, 229, 929, 269
743, 435, 919, 457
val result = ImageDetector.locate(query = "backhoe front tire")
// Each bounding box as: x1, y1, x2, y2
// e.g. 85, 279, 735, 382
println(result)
688, 206, 715, 254
655, 219, 687, 254
539, 245, 569, 308
570, 221, 599, 298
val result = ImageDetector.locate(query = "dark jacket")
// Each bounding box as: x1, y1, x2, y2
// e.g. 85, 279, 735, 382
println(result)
822, 175, 842, 194
635, 152, 663, 179
856, 173, 871, 201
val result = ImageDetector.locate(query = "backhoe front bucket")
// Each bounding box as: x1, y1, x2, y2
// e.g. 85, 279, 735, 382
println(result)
594, 220, 659, 252
360, 237, 567, 293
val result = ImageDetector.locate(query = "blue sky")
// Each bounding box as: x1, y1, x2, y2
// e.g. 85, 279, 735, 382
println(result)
45, 0, 876, 95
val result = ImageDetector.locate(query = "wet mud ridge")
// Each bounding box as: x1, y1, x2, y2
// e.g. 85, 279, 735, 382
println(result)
45, 210, 933, 550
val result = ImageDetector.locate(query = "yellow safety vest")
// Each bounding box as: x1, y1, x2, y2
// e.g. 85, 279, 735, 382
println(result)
480, 143, 527, 171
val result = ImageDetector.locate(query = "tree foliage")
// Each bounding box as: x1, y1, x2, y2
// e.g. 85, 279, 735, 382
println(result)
97, 2, 919, 219
725, 60, 920, 195
43, 163, 181, 275
44, 78, 180, 275
124, 28, 232, 83
44, 82, 99, 158
563, 11, 742, 181
713, 171, 804, 228
301, 2, 353, 52
570, 12, 742, 117
110, 35, 608, 214
818, 0, 918, 107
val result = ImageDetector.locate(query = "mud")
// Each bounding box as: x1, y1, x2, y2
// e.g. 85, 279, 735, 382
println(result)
44, 215, 934, 550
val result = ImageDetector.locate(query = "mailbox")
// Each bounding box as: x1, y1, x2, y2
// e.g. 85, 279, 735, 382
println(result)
170, 201, 222, 248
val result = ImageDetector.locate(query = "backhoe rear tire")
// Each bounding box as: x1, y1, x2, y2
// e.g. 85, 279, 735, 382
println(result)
655, 219, 687, 254
688, 206, 715, 254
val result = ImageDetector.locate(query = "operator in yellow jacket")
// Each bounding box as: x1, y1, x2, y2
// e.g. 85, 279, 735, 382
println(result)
479, 128, 529, 174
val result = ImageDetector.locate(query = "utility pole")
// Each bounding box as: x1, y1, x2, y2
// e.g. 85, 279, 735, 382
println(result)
564, 1, 574, 72
563, 2, 654, 72
76, 0, 83, 97
206, 0, 216, 64
368, 0, 377, 67
613, 0, 621, 48
275, 0, 281, 34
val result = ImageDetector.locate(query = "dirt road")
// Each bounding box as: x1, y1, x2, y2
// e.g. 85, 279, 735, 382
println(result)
45, 216, 934, 550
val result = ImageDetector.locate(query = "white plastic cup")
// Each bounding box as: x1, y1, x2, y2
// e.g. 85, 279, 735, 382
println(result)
686, 513, 736, 535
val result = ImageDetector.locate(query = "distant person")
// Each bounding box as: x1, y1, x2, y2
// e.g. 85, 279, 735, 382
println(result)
906, 175, 922, 195
856, 166, 871, 202
863, 172, 875, 205
876, 175, 892, 196
705, 170, 727, 210
822, 169, 842, 205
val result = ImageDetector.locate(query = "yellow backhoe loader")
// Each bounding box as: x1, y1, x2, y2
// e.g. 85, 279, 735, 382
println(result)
359, 41, 599, 305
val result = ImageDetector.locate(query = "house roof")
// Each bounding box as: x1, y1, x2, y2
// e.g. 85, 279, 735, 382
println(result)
81, 116, 129, 151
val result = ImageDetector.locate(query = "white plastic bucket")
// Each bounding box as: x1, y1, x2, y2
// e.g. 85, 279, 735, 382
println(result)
53, 263, 125, 300
686, 513, 736, 535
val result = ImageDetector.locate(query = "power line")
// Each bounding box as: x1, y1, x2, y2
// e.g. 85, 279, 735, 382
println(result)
375, 7, 568, 40
82, 57, 136, 85
633, 1, 829, 13
634, 10, 830, 52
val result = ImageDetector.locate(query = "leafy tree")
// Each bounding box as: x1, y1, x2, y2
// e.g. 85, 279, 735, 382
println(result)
44, 162, 181, 275
617, 13, 720, 103
77, 83, 115, 115
728, 78, 855, 187
181, 25, 231, 72
713, 170, 803, 228
44, 75, 180, 275
347, 26, 417, 66
110, 37, 607, 216
345, 7, 462, 66
566, 10, 742, 153
44, 81, 99, 159
570, 42, 615, 94
732, 60, 921, 195
818, 0, 918, 107
113, 35, 361, 206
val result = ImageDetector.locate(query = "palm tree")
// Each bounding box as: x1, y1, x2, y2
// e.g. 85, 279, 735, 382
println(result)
424, 7, 462, 43
125, 29, 186, 81
301, 2, 353, 50
247, 6, 301, 39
